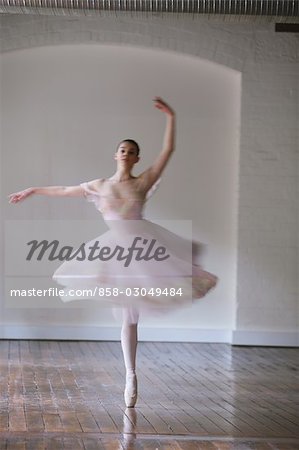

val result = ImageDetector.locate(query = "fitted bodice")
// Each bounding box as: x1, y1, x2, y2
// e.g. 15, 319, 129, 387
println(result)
80, 176, 160, 220
96, 196, 144, 220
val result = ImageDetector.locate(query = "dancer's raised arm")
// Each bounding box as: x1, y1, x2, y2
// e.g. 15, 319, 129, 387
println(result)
8, 179, 101, 204
141, 97, 175, 189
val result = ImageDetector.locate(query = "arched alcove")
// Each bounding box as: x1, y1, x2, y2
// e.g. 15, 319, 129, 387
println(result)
1, 43, 241, 341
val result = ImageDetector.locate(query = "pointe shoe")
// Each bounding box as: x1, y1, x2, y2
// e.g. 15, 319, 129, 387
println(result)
124, 374, 137, 408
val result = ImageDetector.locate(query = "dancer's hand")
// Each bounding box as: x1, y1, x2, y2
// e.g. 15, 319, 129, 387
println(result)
8, 187, 35, 204
153, 97, 175, 117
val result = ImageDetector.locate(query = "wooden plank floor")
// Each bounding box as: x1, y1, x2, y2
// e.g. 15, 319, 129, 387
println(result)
0, 341, 298, 449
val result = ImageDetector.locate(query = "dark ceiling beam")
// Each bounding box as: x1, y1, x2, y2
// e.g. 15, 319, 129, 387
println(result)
0, 0, 298, 20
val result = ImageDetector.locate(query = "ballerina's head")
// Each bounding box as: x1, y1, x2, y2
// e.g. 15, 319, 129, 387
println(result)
114, 139, 140, 169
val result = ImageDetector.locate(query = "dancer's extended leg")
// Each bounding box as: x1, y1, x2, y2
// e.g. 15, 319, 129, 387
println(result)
121, 306, 139, 408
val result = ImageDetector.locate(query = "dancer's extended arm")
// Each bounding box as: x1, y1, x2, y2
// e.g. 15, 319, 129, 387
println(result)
8, 179, 100, 204
141, 97, 175, 188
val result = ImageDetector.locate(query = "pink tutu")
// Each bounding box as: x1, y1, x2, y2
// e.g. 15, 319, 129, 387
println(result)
53, 177, 218, 310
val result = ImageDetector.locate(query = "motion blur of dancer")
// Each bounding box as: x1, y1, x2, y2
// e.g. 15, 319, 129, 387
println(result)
9, 97, 217, 408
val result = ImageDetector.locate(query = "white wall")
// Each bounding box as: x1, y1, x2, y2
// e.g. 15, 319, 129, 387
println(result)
0, 13, 298, 345
1, 44, 240, 341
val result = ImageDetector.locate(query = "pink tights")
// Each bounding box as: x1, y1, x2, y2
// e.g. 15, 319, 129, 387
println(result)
121, 307, 139, 378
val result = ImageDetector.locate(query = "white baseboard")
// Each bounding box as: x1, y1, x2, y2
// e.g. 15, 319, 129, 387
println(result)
0, 325, 231, 343
0, 325, 298, 346
232, 330, 299, 347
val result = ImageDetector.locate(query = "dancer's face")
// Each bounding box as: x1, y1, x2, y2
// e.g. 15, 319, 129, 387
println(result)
114, 142, 139, 167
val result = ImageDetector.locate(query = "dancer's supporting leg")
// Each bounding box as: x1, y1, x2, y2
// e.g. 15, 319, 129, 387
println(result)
121, 306, 139, 408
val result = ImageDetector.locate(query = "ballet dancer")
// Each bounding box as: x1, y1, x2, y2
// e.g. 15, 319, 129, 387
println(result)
8, 97, 217, 408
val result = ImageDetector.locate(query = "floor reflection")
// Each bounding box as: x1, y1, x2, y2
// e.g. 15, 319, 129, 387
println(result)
121, 408, 137, 449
